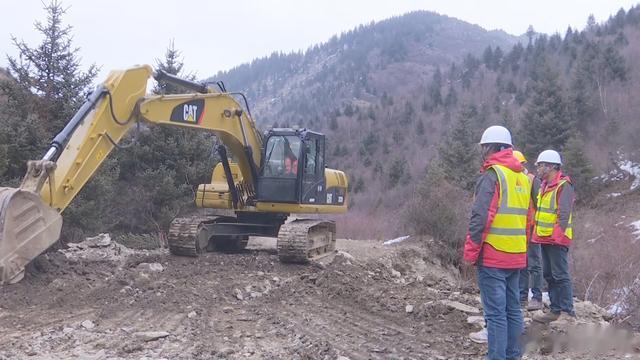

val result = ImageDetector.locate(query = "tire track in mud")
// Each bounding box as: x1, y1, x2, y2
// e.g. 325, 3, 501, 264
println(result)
275, 293, 437, 359
0, 307, 96, 343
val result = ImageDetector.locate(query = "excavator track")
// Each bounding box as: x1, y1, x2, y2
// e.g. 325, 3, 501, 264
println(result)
168, 216, 249, 256
277, 219, 336, 263
167, 216, 209, 257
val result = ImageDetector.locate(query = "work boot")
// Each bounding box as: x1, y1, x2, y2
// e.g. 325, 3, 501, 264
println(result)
533, 311, 560, 324
526, 298, 543, 311
469, 328, 488, 344
549, 312, 576, 326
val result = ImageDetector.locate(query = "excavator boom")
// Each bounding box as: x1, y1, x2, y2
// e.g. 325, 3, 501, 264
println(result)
0, 65, 263, 284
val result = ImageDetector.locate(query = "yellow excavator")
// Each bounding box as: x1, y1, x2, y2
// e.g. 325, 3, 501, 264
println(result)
0, 65, 348, 285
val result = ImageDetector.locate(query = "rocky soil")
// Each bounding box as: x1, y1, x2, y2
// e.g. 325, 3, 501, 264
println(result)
0, 236, 638, 359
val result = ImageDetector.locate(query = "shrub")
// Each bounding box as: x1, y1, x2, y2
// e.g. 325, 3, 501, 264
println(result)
404, 164, 472, 267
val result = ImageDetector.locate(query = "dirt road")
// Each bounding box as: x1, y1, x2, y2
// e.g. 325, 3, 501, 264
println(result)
0, 237, 637, 359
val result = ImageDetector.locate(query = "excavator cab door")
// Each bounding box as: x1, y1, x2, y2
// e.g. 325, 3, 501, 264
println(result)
256, 129, 326, 205
300, 133, 325, 204
256, 132, 302, 202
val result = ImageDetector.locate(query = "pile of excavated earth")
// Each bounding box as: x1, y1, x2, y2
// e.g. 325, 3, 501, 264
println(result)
0, 235, 638, 359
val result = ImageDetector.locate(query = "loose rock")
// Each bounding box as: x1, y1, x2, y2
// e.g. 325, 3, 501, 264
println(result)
135, 331, 170, 342
136, 263, 164, 273
440, 300, 481, 314
81, 320, 95, 330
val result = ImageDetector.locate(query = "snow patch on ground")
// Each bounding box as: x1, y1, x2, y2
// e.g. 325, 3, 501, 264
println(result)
630, 220, 640, 242
618, 159, 640, 190
383, 235, 410, 245
596, 152, 640, 191
609, 277, 640, 315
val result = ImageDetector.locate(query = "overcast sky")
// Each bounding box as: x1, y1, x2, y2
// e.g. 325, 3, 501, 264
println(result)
1, 0, 637, 81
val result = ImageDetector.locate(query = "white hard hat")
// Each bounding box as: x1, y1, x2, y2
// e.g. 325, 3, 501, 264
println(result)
536, 150, 562, 165
479, 125, 512, 146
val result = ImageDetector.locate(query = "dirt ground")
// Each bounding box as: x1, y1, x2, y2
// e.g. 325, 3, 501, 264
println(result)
0, 236, 638, 359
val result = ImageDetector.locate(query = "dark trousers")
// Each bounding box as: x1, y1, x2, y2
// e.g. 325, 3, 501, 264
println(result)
519, 243, 543, 302
541, 244, 574, 315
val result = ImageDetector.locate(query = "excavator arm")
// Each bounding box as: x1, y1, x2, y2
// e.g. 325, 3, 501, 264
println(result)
0, 65, 263, 284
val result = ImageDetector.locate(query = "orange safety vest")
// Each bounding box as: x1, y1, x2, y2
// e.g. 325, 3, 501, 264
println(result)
285, 157, 298, 175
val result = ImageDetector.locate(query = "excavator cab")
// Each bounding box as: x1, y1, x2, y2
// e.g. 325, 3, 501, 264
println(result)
257, 129, 326, 205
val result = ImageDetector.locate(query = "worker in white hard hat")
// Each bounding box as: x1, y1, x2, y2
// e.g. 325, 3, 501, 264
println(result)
464, 125, 531, 358
531, 150, 576, 325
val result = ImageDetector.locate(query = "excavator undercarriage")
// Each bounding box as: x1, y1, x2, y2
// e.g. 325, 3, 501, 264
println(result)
167, 215, 336, 263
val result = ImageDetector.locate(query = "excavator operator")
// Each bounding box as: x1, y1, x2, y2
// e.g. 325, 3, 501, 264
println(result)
284, 139, 298, 177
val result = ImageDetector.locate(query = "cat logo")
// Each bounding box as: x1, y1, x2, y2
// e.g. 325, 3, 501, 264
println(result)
183, 104, 198, 123
170, 99, 205, 124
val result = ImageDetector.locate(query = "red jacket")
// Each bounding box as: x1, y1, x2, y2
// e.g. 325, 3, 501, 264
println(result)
463, 149, 527, 269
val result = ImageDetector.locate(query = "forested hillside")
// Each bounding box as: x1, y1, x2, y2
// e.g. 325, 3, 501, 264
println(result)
210, 8, 640, 239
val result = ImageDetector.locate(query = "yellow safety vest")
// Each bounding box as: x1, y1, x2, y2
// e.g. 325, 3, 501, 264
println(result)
535, 180, 573, 239
485, 165, 531, 254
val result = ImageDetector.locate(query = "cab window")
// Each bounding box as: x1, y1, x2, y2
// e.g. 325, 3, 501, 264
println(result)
305, 139, 317, 176
263, 135, 301, 178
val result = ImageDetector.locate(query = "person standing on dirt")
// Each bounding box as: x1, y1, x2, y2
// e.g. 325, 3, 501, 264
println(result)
513, 150, 544, 311
464, 126, 531, 360
531, 150, 576, 325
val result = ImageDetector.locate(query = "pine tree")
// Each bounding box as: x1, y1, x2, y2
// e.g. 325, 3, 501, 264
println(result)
6, 0, 98, 135
568, 59, 597, 132
483, 46, 495, 69
427, 67, 443, 108
1, 1, 116, 238
115, 41, 216, 233
526, 25, 536, 45
518, 60, 572, 160
438, 105, 480, 191
444, 86, 458, 108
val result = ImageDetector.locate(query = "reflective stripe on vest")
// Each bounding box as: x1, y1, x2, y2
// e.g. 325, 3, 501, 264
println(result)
485, 165, 531, 254
535, 180, 573, 239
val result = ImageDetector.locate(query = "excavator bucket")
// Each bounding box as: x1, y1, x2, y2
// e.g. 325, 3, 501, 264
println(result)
0, 187, 62, 284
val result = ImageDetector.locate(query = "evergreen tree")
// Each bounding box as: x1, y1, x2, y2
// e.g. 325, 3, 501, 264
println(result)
115, 41, 216, 233
6, 0, 98, 135
519, 61, 572, 160
526, 25, 536, 46
438, 105, 480, 191
427, 67, 443, 108
493, 46, 504, 70
587, 14, 597, 31
483, 46, 494, 69
1, 1, 114, 238
416, 119, 425, 136
0, 80, 48, 182
568, 59, 597, 132
573, 41, 627, 120
388, 158, 407, 188
444, 86, 458, 108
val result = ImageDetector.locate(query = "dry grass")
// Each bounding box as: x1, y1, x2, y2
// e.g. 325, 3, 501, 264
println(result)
571, 191, 640, 328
